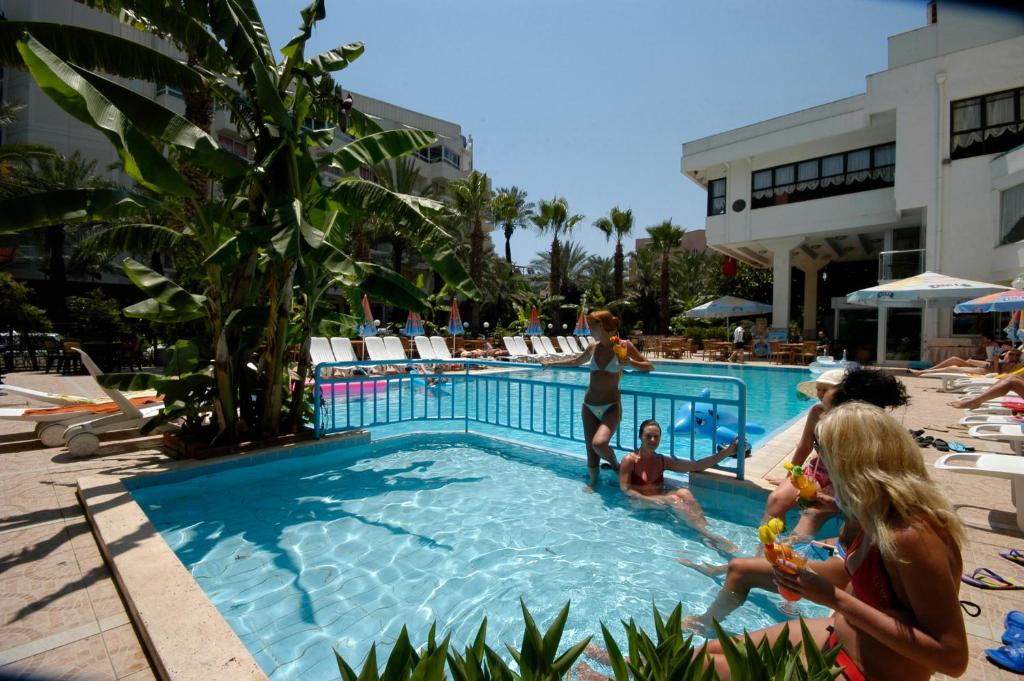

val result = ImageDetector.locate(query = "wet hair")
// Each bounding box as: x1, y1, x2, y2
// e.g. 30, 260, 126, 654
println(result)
587, 310, 619, 333
830, 368, 909, 410
637, 419, 661, 438
817, 402, 964, 559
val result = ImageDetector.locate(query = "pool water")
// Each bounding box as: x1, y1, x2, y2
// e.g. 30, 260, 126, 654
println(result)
129, 432, 829, 681
321, 362, 811, 463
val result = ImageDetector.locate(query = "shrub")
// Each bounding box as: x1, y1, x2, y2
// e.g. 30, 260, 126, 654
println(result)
66, 289, 129, 341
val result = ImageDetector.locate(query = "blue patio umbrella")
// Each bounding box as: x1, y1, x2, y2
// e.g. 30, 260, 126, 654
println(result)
525, 306, 542, 336
573, 310, 591, 336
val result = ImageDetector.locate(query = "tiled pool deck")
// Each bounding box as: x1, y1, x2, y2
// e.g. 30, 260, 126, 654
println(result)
1, 363, 1023, 680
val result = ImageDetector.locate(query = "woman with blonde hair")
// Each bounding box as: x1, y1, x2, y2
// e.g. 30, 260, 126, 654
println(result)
704, 402, 968, 680
543, 310, 653, 487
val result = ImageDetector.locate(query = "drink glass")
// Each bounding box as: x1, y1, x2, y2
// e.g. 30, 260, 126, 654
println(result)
774, 537, 809, 616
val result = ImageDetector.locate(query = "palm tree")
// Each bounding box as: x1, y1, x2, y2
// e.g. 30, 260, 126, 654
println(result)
593, 206, 633, 303
447, 170, 493, 328
531, 197, 583, 301
625, 247, 659, 332
527, 240, 592, 295
492, 186, 534, 264
370, 156, 427, 275
647, 220, 684, 334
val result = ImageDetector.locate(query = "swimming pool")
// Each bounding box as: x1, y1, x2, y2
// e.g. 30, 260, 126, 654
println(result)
129, 431, 829, 681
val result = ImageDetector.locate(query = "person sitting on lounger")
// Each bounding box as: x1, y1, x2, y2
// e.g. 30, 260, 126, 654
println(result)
948, 374, 1024, 409
911, 345, 1021, 376
620, 419, 739, 553
701, 403, 969, 681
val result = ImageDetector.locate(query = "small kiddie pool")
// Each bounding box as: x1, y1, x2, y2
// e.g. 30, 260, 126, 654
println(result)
126, 430, 829, 681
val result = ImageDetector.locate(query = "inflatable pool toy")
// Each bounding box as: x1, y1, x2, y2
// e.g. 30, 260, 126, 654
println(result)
807, 349, 859, 376
319, 380, 389, 400
410, 370, 453, 395
784, 462, 818, 508
672, 387, 766, 443
757, 517, 785, 563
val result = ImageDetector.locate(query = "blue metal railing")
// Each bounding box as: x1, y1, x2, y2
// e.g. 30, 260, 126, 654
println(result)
312, 359, 749, 479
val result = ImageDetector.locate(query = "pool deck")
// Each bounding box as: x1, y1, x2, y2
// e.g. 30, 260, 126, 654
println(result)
1, 362, 1023, 680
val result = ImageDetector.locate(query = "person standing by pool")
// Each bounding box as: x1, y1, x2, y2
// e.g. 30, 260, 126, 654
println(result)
702, 403, 969, 681
621, 419, 739, 552
542, 310, 653, 487
727, 323, 746, 363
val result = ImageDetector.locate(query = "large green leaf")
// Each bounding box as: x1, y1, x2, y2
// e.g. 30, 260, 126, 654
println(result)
325, 180, 477, 298
337, 261, 429, 313
300, 42, 364, 79
121, 258, 207, 322
0, 189, 158, 233
17, 34, 194, 196
347, 107, 384, 137
73, 67, 247, 179
280, 0, 325, 63
81, 0, 235, 77
0, 21, 203, 91
324, 129, 437, 173
78, 224, 196, 260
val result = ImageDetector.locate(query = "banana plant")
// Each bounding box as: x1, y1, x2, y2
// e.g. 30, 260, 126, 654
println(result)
0, 0, 477, 442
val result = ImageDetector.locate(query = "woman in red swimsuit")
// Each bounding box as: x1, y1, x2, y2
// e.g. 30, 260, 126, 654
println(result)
620, 420, 739, 553
704, 402, 969, 680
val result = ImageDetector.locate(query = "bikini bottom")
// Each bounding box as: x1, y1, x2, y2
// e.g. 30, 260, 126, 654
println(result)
583, 402, 615, 420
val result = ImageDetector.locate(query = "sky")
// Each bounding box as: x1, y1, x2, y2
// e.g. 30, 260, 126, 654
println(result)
254, 0, 925, 266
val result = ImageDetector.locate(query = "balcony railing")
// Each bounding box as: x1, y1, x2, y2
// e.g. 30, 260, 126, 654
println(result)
878, 248, 925, 282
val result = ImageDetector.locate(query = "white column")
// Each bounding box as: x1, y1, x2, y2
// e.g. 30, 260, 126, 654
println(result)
770, 238, 804, 331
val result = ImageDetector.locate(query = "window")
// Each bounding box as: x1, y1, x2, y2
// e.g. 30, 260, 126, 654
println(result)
707, 178, 726, 215
442, 146, 461, 169
951, 87, 1024, 159
415, 145, 443, 163
1002, 183, 1024, 245
217, 134, 249, 159
750, 142, 895, 209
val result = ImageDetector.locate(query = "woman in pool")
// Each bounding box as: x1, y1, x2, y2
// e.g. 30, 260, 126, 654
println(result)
543, 310, 653, 487
621, 420, 739, 552
703, 402, 969, 681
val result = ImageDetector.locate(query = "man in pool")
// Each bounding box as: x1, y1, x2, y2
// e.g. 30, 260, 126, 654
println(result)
619, 419, 740, 553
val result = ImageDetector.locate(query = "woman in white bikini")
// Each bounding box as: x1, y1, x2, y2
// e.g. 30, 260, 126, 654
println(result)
543, 310, 653, 487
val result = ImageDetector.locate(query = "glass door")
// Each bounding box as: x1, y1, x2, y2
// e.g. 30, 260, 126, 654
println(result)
884, 306, 922, 362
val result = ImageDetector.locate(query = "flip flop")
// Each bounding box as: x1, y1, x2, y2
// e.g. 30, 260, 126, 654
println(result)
915, 435, 933, 448
986, 645, 1024, 673
947, 441, 975, 453
933, 438, 950, 452
961, 600, 981, 618
1003, 627, 1024, 645
962, 567, 1024, 590
908, 428, 925, 437
1007, 610, 1024, 630
1002, 549, 1024, 567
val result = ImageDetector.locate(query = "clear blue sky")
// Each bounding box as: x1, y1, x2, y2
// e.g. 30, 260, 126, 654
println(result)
255, 0, 924, 266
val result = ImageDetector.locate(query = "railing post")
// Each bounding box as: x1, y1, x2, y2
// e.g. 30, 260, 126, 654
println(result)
313, 364, 322, 438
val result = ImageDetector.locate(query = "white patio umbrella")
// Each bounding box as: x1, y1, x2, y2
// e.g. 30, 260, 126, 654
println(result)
846, 271, 1009, 306
685, 296, 772, 339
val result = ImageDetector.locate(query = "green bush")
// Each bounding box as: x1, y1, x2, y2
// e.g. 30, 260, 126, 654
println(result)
66, 289, 129, 341
336, 602, 843, 681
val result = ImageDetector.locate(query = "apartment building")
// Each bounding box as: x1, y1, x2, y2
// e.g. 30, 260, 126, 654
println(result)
681, 1, 1024, 364
0, 0, 474, 285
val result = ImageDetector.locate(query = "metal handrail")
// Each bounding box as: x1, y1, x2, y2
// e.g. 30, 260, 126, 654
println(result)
312, 358, 749, 479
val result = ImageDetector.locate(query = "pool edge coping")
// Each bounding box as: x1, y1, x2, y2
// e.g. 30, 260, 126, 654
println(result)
77, 474, 268, 681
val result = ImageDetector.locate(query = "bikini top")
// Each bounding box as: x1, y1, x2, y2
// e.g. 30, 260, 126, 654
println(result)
629, 453, 665, 487
845, 531, 901, 610
589, 347, 621, 373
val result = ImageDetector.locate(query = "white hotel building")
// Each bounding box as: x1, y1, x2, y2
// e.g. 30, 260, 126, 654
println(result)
681, 2, 1024, 365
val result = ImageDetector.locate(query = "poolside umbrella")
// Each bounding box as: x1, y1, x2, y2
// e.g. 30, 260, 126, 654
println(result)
847, 271, 1009, 307
685, 296, 772, 339
358, 294, 376, 359
954, 289, 1024, 314
525, 306, 542, 336
447, 298, 464, 354
403, 311, 425, 337
573, 310, 591, 337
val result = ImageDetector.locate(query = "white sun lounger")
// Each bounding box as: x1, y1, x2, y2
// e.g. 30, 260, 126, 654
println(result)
514, 336, 541, 360
364, 336, 402, 373
560, 336, 582, 354
0, 383, 106, 407
383, 336, 410, 364
501, 336, 529, 360
540, 336, 565, 356
967, 423, 1024, 455
329, 337, 359, 363
960, 414, 1023, 426
529, 336, 551, 357
934, 452, 1024, 530
413, 336, 436, 360
59, 349, 170, 456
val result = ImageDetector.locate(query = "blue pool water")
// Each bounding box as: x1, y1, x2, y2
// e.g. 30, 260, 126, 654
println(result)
129, 431, 829, 681
320, 361, 811, 463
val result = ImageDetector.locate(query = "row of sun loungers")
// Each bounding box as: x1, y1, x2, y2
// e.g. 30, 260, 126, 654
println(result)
501, 335, 594, 360
310, 335, 463, 374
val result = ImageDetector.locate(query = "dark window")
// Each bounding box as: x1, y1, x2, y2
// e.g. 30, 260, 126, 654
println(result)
415, 145, 443, 163
707, 178, 726, 215
1002, 183, 1024, 245
751, 142, 895, 209
951, 87, 1024, 160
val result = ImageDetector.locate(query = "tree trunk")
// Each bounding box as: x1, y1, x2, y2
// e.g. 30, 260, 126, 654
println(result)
613, 243, 624, 302
659, 255, 670, 335
391, 238, 405, 276
469, 221, 484, 329
504, 224, 514, 264
44, 225, 66, 314
550, 238, 561, 303
261, 262, 296, 437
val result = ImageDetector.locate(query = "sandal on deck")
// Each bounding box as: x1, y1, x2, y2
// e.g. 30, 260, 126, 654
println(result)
933, 438, 949, 452
947, 441, 975, 453
915, 435, 934, 448
986, 645, 1024, 673
963, 567, 1024, 590
1003, 549, 1024, 567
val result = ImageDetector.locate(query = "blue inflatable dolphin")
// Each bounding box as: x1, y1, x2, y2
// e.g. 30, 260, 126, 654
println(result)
673, 387, 766, 444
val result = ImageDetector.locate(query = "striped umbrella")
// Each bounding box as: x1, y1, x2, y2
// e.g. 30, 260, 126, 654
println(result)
573, 310, 591, 337
448, 298, 464, 354
954, 289, 1024, 313
358, 294, 376, 338
525, 306, 542, 336
403, 311, 425, 337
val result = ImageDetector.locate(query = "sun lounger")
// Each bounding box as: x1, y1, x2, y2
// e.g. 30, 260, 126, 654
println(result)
0, 383, 107, 407
540, 336, 565, 356
58, 349, 170, 456
967, 423, 1024, 455
364, 336, 401, 373
383, 336, 410, 364
553, 336, 577, 356
960, 414, 1023, 426
502, 336, 530, 360
414, 336, 436, 360
429, 336, 464, 370
560, 336, 581, 353
529, 336, 551, 357
329, 337, 359, 363
513, 336, 541, 361
934, 452, 1024, 531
